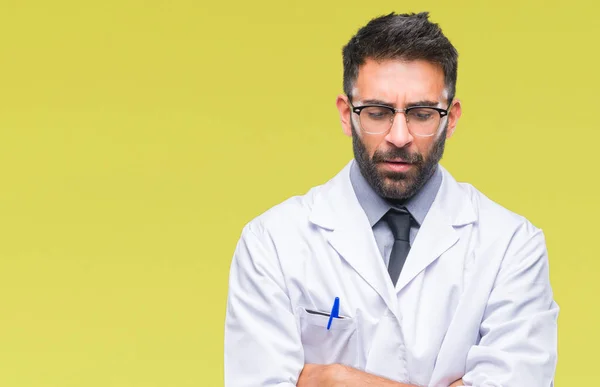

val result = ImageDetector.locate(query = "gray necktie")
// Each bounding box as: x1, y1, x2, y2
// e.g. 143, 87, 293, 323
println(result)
383, 208, 412, 286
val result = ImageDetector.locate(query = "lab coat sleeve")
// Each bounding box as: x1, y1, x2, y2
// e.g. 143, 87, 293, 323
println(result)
224, 222, 304, 387
462, 225, 559, 387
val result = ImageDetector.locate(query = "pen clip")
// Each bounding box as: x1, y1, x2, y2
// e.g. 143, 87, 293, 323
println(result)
326, 297, 340, 330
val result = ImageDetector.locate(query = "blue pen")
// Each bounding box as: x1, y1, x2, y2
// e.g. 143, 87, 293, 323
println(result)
327, 297, 340, 330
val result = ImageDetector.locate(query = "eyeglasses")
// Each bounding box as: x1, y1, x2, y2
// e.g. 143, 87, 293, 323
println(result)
348, 101, 451, 137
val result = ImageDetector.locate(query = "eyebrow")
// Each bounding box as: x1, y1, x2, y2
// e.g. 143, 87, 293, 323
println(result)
360, 99, 441, 108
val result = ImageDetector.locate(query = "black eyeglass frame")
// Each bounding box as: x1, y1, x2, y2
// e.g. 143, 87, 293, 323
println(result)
349, 102, 450, 120
347, 96, 453, 137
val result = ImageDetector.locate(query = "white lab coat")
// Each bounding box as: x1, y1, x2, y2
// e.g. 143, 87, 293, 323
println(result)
224, 160, 558, 387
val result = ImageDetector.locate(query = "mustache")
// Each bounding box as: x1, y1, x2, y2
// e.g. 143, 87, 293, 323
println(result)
372, 147, 423, 164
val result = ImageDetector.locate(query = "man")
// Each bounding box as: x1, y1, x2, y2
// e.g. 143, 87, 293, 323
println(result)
224, 12, 558, 387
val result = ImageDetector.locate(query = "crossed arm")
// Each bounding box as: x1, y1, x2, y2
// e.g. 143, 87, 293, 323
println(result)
298, 364, 463, 387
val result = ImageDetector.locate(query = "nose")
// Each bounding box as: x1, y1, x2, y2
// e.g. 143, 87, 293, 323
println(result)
384, 112, 413, 148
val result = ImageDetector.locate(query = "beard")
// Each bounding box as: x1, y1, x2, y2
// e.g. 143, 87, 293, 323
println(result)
352, 121, 447, 202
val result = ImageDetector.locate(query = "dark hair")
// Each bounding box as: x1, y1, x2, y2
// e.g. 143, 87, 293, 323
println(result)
342, 12, 458, 103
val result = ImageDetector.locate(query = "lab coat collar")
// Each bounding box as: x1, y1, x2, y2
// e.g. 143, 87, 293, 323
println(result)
395, 162, 477, 292
309, 160, 477, 314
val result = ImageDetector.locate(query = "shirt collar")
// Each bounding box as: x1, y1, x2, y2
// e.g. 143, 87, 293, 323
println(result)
350, 159, 442, 227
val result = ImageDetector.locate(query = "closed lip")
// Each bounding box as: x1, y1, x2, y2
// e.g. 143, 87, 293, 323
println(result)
380, 160, 414, 172
383, 159, 412, 164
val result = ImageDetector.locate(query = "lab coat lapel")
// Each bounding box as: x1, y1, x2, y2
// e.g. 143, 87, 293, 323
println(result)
395, 166, 477, 293
309, 161, 398, 316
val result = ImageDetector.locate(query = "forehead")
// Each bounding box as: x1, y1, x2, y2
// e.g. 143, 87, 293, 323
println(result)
353, 58, 446, 103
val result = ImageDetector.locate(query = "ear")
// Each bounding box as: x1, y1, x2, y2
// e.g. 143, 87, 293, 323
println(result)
336, 94, 353, 137
445, 99, 462, 139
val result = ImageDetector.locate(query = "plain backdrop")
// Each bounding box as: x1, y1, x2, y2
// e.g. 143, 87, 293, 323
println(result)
0, 0, 597, 385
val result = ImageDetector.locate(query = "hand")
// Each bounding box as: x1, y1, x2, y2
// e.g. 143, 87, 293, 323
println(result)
449, 379, 464, 387
297, 364, 340, 387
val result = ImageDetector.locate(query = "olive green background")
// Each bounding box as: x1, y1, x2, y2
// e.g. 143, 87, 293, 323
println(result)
0, 0, 596, 385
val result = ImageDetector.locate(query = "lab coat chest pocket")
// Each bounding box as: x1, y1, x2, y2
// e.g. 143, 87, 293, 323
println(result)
298, 308, 358, 367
